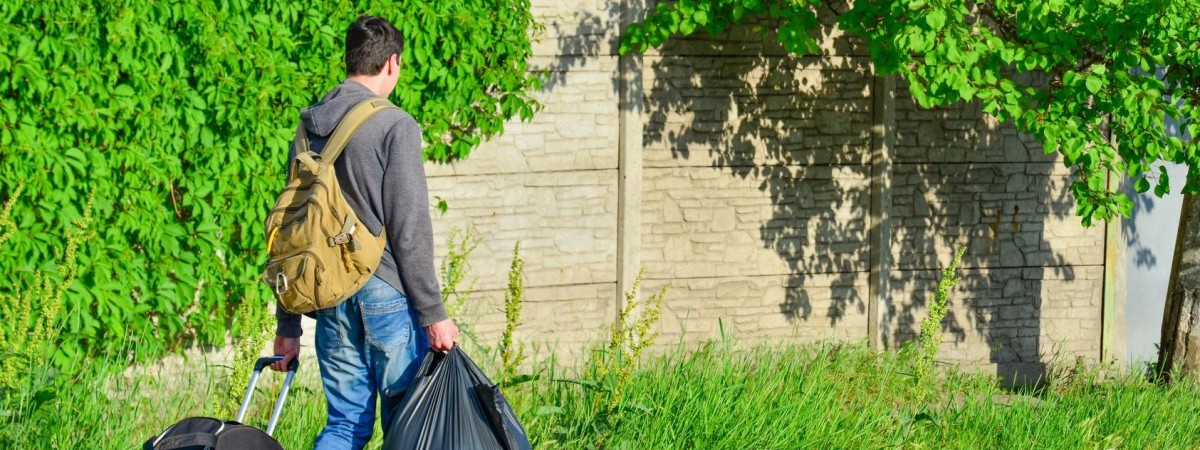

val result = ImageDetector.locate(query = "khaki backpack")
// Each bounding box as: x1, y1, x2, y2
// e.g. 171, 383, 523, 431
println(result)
262, 98, 395, 314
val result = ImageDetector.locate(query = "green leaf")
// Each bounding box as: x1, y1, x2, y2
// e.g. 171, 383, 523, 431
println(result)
732, 4, 746, 21
1085, 77, 1102, 94
114, 85, 134, 97
925, 10, 947, 29
1134, 177, 1150, 193
910, 82, 931, 108
201, 127, 214, 149
434, 196, 449, 216
1116, 194, 1134, 217
1155, 166, 1171, 197
680, 19, 697, 35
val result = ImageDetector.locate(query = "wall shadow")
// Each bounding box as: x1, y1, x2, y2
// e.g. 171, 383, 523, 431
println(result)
1123, 178, 1158, 270
1120, 161, 1189, 365
542, 3, 620, 94
885, 99, 1077, 385
639, 0, 1088, 386
643, 3, 871, 329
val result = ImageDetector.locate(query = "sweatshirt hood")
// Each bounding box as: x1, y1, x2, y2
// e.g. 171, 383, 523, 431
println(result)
299, 80, 378, 137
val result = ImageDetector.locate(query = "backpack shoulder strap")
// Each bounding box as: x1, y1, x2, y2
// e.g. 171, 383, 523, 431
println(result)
320, 98, 398, 163
288, 124, 313, 182
292, 123, 311, 154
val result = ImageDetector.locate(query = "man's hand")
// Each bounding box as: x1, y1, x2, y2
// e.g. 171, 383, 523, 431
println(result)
426, 319, 458, 352
271, 336, 299, 371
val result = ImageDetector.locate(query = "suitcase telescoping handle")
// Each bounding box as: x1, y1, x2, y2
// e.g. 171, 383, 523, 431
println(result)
235, 355, 298, 437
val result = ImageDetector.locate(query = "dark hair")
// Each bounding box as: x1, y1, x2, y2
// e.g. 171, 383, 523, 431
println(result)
344, 15, 404, 77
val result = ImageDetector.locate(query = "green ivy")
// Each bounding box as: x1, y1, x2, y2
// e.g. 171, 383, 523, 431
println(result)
621, 0, 1200, 227
0, 0, 542, 364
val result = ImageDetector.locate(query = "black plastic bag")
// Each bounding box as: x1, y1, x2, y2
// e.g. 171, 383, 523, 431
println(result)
384, 347, 532, 450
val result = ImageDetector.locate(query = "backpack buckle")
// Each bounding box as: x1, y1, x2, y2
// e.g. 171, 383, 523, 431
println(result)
329, 221, 356, 247
327, 234, 352, 246
275, 271, 289, 295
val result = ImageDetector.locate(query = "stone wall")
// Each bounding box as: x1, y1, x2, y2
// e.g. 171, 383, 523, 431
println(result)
414, 0, 1116, 378
417, 0, 625, 359
885, 89, 1107, 381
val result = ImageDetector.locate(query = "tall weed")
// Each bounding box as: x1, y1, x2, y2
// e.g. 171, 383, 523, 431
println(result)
441, 226, 481, 345
913, 246, 966, 400
0, 184, 95, 390
499, 242, 527, 386
0, 184, 96, 444
597, 269, 665, 415
571, 268, 667, 447
215, 289, 274, 418
440, 226, 480, 318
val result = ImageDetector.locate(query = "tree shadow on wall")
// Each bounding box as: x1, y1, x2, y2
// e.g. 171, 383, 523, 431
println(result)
885, 88, 1080, 386
1122, 178, 1161, 270
542, 2, 620, 94
643, 0, 1089, 386
642, 1, 873, 335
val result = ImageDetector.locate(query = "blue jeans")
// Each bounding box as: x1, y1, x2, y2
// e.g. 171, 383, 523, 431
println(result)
313, 276, 428, 450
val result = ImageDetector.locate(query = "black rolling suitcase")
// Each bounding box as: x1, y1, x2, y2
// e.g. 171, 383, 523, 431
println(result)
144, 356, 299, 450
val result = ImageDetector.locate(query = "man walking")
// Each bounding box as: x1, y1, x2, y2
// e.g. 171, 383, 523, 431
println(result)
270, 15, 458, 450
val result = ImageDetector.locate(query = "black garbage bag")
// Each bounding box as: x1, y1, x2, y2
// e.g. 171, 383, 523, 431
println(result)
384, 346, 532, 450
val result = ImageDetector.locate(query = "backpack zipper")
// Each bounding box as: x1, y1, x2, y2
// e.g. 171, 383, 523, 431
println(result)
267, 249, 327, 277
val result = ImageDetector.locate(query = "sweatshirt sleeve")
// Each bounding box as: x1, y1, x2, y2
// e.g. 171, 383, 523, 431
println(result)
382, 115, 448, 327
276, 301, 303, 337
275, 135, 303, 338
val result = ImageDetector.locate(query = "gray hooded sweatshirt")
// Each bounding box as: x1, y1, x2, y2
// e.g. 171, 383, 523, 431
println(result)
276, 80, 447, 337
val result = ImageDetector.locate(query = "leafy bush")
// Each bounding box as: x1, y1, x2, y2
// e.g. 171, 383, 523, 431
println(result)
0, 0, 542, 364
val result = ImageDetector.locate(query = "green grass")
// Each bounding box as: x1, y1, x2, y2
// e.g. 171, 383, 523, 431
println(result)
3, 340, 1200, 449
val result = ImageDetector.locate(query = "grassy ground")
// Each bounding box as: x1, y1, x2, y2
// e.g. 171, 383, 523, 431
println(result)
3, 339, 1200, 449
526, 341, 1200, 449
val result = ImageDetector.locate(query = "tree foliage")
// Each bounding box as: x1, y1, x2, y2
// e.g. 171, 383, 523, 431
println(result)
622, 0, 1200, 226
0, 0, 542, 363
